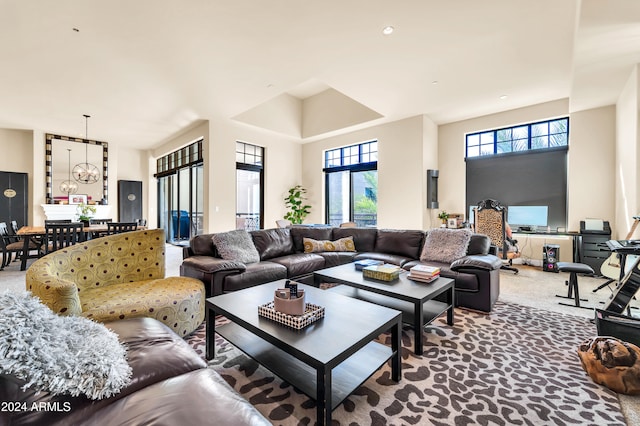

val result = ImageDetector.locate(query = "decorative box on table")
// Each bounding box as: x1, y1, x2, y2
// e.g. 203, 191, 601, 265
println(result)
363, 263, 402, 282
354, 259, 384, 271
258, 302, 325, 330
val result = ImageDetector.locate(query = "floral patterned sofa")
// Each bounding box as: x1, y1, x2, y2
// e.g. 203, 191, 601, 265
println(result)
26, 229, 205, 336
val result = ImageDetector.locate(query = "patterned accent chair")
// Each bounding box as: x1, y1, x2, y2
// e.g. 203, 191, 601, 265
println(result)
474, 199, 520, 274
26, 229, 205, 336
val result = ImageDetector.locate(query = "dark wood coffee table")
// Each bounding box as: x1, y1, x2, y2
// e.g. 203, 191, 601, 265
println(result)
206, 280, 402, 426
314, 263, 454, 355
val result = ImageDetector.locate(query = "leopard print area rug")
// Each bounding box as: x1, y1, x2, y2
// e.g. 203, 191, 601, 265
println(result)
185, 301, 626, 425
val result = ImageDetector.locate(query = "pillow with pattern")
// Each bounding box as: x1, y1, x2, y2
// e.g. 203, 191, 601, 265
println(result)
420, 228, 472, 263
212, 229, 260, 263
303, 236, 356, 253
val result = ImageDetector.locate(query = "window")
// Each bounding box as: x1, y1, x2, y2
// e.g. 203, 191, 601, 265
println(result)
465, 118, 569, 229
324, 141, 378, 227
466, 117, 568, 158
236, 142, 264, 231
155, 140, 203, 243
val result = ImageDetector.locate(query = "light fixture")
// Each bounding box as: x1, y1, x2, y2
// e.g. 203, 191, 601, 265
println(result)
499, 95, 508, 100
382, 26, 394, 35
59, 148, 78, 194
73, 114, 101, 184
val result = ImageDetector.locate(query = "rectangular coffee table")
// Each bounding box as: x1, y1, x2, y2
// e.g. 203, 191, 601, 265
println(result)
206, 280, 402, 426
314, 263, 454, 355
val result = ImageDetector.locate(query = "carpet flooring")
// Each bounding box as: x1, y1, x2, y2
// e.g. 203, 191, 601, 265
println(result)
186, 300, 626, 426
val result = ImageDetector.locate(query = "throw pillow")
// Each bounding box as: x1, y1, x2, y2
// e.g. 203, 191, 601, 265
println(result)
420, 228, 473, 263
212, 229, 260, 263
303, 236, 356, 253
0, 291, 132, 400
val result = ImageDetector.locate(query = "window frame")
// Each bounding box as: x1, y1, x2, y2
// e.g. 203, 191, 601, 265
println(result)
465, 117, 569, 158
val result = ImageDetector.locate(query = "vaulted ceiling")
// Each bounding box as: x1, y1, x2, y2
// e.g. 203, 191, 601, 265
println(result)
1, 0, 639, 149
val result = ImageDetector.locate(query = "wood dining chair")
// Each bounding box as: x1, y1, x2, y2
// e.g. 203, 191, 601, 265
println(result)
44, 222, 85, 254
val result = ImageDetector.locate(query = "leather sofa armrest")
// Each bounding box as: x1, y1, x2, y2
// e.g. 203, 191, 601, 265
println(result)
181, 256, 247, 274
450, 254, 503, 271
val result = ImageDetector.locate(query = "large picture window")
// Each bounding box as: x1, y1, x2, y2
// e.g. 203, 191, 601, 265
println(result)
324, 141, 377, 227
465, 118, 569, 230
155, 140, 203, 243
236, 142, 264, 231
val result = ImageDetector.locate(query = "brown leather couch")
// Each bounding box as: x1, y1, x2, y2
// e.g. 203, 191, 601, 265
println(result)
181, 227, 503, 312
0, 317, 270, 426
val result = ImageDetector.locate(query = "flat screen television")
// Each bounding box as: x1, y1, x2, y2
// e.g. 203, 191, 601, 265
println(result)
507, 205, 548, 229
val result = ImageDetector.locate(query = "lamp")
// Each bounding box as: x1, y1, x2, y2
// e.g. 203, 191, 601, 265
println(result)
73, 114, 100, 184
59, 148, 78, 194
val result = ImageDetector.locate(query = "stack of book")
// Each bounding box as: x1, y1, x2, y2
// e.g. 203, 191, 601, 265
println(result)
407, 265, 440, 283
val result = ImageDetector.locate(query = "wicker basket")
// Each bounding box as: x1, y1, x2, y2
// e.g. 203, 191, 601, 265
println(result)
258, 302, 325, 329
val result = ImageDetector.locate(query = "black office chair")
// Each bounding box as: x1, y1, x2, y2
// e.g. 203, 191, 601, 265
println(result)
473, 199, 520, 274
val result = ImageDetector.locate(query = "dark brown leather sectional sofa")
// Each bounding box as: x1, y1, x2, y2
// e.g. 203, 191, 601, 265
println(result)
0, 317, 270, 426
181, 226, 503, 312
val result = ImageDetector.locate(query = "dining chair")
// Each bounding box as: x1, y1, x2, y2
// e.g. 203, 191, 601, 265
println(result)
0, 222, 26, 269
44, 222, 85, 254
106, 222, 138, 235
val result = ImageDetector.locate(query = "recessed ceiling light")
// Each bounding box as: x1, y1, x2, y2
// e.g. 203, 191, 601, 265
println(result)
432, 81, 439, 85
382, 26, 394, 35
499, 95, 508, 100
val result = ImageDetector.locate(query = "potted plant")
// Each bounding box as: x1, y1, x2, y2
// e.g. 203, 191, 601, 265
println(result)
77, 202, 97, 226
284, 185, 312, 225
438, 210, 449, 227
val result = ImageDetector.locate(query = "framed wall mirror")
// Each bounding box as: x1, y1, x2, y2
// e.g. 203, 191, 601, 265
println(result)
45, 133, 108, 204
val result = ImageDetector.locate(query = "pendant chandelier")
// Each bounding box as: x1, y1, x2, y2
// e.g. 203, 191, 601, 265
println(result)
73, 114, 100, 184
59, 148, 78, 194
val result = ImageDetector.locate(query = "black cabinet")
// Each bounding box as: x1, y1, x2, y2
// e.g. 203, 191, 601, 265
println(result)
0, 171, 28, 227
118, 180, 142, 223
580, 234, 611, 276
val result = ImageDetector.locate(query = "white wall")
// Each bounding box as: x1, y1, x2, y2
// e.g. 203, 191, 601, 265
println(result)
437, 99, 616, 261
616, 65, 640, 240
155, 118, 301, 233
301, 115, 434, 229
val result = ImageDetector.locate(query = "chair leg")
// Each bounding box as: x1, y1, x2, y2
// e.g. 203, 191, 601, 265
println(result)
557, 272, 591, 309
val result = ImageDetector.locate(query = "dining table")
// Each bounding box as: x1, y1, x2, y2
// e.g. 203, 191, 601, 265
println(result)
16, 224, 146, 271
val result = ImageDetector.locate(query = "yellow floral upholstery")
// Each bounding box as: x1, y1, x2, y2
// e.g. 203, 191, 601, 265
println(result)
26, 229, 205, 336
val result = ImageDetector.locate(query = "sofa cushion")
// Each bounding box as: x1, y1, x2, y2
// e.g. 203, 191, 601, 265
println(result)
317, 251, 358, 268
212, 230, 260, 263
354, 252, 415, 267
270, 253, 326, 277
190, 233, 218, 256
467, 233, 491, 255
421, 228, 473, 263
332, 227, 378, 252
251, 228, 295, 260
224, 261, 288, 292
303, 236, 356, 253
374, 229, 425, 259
0, 292, 132, 401
290, 227, 333, 252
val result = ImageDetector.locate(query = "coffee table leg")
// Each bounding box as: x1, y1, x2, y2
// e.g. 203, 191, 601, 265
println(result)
205, 306, 215, 360
391, 319, 401, 381
446, 286, 454, 326
316, 367, 331, 426
414, 302, 424, 355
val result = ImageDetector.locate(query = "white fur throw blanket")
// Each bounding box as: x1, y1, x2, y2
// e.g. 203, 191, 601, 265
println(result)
0, 291, 132, 400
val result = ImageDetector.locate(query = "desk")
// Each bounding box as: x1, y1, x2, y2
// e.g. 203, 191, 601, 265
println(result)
512, 230, 582, 263
16, 225, 146, 271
